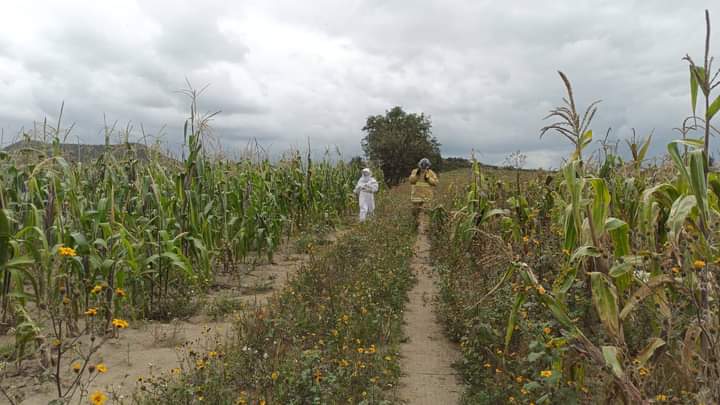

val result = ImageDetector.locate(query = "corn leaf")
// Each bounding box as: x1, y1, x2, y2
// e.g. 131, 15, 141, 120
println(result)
620, 275, 674, 320
602, 346, 624, 378
590, 272, 622, 342
634, 338, 665, 367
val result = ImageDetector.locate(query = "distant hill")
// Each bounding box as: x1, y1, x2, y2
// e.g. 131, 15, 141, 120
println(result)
3, 140, 177, 165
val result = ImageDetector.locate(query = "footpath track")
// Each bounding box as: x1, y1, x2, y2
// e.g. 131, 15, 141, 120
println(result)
398, 216, 463, 404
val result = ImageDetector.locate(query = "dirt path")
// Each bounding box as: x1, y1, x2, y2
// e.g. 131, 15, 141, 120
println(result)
398, 216, 463, 404
7, 228, 348, 405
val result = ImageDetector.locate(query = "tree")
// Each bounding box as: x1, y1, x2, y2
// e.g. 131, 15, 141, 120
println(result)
361, 106, 441, 185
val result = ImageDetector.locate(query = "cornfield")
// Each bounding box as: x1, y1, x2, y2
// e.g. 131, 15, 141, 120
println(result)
0, 96, 361, 360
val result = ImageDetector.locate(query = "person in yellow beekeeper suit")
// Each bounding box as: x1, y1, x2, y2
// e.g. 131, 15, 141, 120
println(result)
409, 158, 438, 223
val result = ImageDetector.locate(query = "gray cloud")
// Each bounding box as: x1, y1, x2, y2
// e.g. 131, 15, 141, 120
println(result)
0, 1, 717, 168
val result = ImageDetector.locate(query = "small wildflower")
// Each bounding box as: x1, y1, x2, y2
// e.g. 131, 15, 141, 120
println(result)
543, 327, 552, 334
115, 288, 126, 297
384, 355, 392, 361
112, 318, 129, 329
271, 371, 279, 381
72, 362, 81, 373
84, 308, 98, 316
208, 351, 218, 359
171, 368, 181, 375
62, 296, 70, 305
656, 394, 668, 401
313, 369, 323, 383
536, 286, 546, 295
59, 246, 77, 257
562, 248, 571, 256
89, 390, 107, 405
540, 370, 553, 378
515, 376, 524, 383
196, 359, 205, 370
96, 363, 108, 373
91, 285, 103, 294
639, 367, 649, 377
495, 368, 503, 374
693, 260, 706, 270
339, 359, 350, 367
671, 267, 680, 274
483, 363, 492, 368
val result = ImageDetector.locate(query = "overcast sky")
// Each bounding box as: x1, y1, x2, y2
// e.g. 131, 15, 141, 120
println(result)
0, 1, 717, 167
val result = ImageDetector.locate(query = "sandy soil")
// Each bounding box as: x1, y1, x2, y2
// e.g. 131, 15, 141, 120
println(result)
397, 216, 463, 405
2, 229, 347, 405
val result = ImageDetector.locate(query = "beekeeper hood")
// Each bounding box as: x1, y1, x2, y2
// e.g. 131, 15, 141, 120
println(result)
418, 158, 431, 169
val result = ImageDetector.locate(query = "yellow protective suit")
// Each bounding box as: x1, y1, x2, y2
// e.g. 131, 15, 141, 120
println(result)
409, 168, 438, 203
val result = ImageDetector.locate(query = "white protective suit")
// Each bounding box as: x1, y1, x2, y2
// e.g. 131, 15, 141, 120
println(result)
354, 168, 379, 222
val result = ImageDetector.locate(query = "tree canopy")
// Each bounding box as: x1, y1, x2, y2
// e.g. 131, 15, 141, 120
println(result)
361, 106, 442, 185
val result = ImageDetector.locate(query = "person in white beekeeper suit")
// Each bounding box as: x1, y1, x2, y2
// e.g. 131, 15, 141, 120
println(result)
354, 168, 379, 222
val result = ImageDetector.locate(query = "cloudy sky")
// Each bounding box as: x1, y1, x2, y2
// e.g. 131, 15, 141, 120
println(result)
0, 1, 717, 167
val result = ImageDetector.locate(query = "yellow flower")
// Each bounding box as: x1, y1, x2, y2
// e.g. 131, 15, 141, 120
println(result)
515, 376, 524, 383
543, 327, 552, 335
656, 394, 668, 401
171, 367, 181, 375
508, 397, 516, 403
84, 308, 98, 317
96, 363, 108, 373
384, 355, 392, 361
91, 285, 103, 294
639, 367, 649, 377
72, 362, 82, 373
208, 351, 218, 359
52, 339, 61, 347
271, 371, 279, 381
693, 260, 706, 270
89, 390, 107, 405
115, 288, 126, 297
522, 235, 530, 243
367, 345, 376, 354
536, 286, 546, 295
562, 249, 571, 256
357, 347, 365, 354
495, 368, 503, 374
59, 246, 77, 257
112, 318, 129, 329
196, 359, 205, 370
313, 369, 323, 383
62, 296, 70, 305
339, 359, 350, 367
540, 370, 553, 378
260, 401, 266, 405
483, 363, 492, 368
671, 267, 680, 274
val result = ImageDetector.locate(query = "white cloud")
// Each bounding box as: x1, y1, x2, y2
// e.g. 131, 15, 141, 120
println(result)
0, 0, 718, 166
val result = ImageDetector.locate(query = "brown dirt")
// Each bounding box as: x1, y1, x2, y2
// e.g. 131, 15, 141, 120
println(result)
398, 216, 463, 404
3, 228, 348, 405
